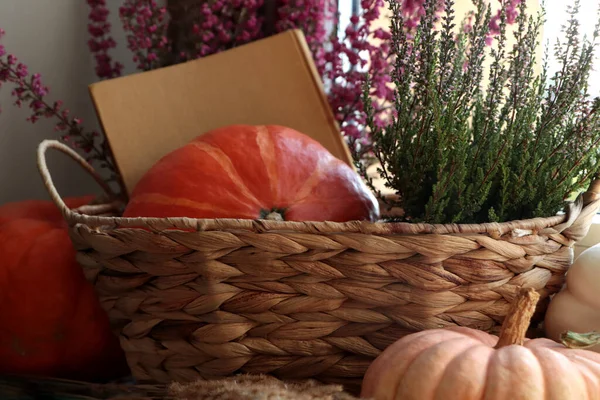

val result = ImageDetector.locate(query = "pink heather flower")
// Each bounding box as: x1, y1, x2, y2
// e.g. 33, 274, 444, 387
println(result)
403, 0, 424, 15
83, 0, 520, 157
119, 0, 171, 70
486, 0, 522, 45
316, 0, 394, 148
505, 0, 521, 23
489, 15, 501, 35
15, 63, 27, 78
276, 0, 333, 77
400, 0, 518, 47
463, 11, 475, 33
31, 100, 44, 110
400, 0, 427, 30
31, 73, 48, 97
175, 0, 264, 61
86, 0, 122, 79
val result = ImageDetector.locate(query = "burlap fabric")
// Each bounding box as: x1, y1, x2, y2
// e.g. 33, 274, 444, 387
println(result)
0, 374, 361, 400
170, 375, 361, 399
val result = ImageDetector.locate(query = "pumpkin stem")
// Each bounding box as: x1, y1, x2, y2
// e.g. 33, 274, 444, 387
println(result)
264, 212, 284, 221
495, 288, 540, 349
560, 331, 600, 349
260, 207, 286, 221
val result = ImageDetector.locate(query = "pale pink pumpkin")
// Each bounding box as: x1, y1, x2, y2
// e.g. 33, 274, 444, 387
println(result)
361, 288, 600, 400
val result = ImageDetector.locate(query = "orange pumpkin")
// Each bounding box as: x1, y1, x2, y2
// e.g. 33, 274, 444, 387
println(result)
123, 125, 379, 222
361, 288, 600, 400
0, 197, 128, 381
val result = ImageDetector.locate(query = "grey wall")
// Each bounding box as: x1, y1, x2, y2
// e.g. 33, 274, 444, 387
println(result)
0, 0, 135, 204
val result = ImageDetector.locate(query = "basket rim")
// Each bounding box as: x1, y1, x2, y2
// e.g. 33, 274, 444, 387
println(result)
68, 199, 574, 236
38, 139, 600, 237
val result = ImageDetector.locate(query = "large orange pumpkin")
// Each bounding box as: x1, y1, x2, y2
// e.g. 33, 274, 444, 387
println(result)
123, 125, 379, 222
0, 197, 128, 381
361, 288, 600, 400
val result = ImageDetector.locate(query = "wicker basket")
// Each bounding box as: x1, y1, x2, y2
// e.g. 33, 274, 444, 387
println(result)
37, 140, 600, 392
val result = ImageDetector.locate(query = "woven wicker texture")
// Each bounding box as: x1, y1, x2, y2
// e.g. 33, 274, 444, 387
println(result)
37, 140, 600, 391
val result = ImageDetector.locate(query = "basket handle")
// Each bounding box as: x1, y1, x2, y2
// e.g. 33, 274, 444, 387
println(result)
583, 179, 600, 206
556, 178, 600, 241
37, 139, 117, 220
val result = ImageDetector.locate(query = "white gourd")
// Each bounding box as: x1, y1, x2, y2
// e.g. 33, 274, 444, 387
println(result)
545, 244, 600, 352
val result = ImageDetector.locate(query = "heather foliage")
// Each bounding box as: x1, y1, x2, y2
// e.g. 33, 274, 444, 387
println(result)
0, 0, 524, 197
363, 0, 600, 224
113, 0, 395, 157
0, 1, 398, 193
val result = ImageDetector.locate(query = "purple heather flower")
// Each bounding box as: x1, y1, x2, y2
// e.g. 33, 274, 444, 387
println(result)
86, 0, 122, 79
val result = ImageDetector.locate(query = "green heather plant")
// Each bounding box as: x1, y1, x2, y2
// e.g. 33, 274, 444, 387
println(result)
361, 0, 600, 224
